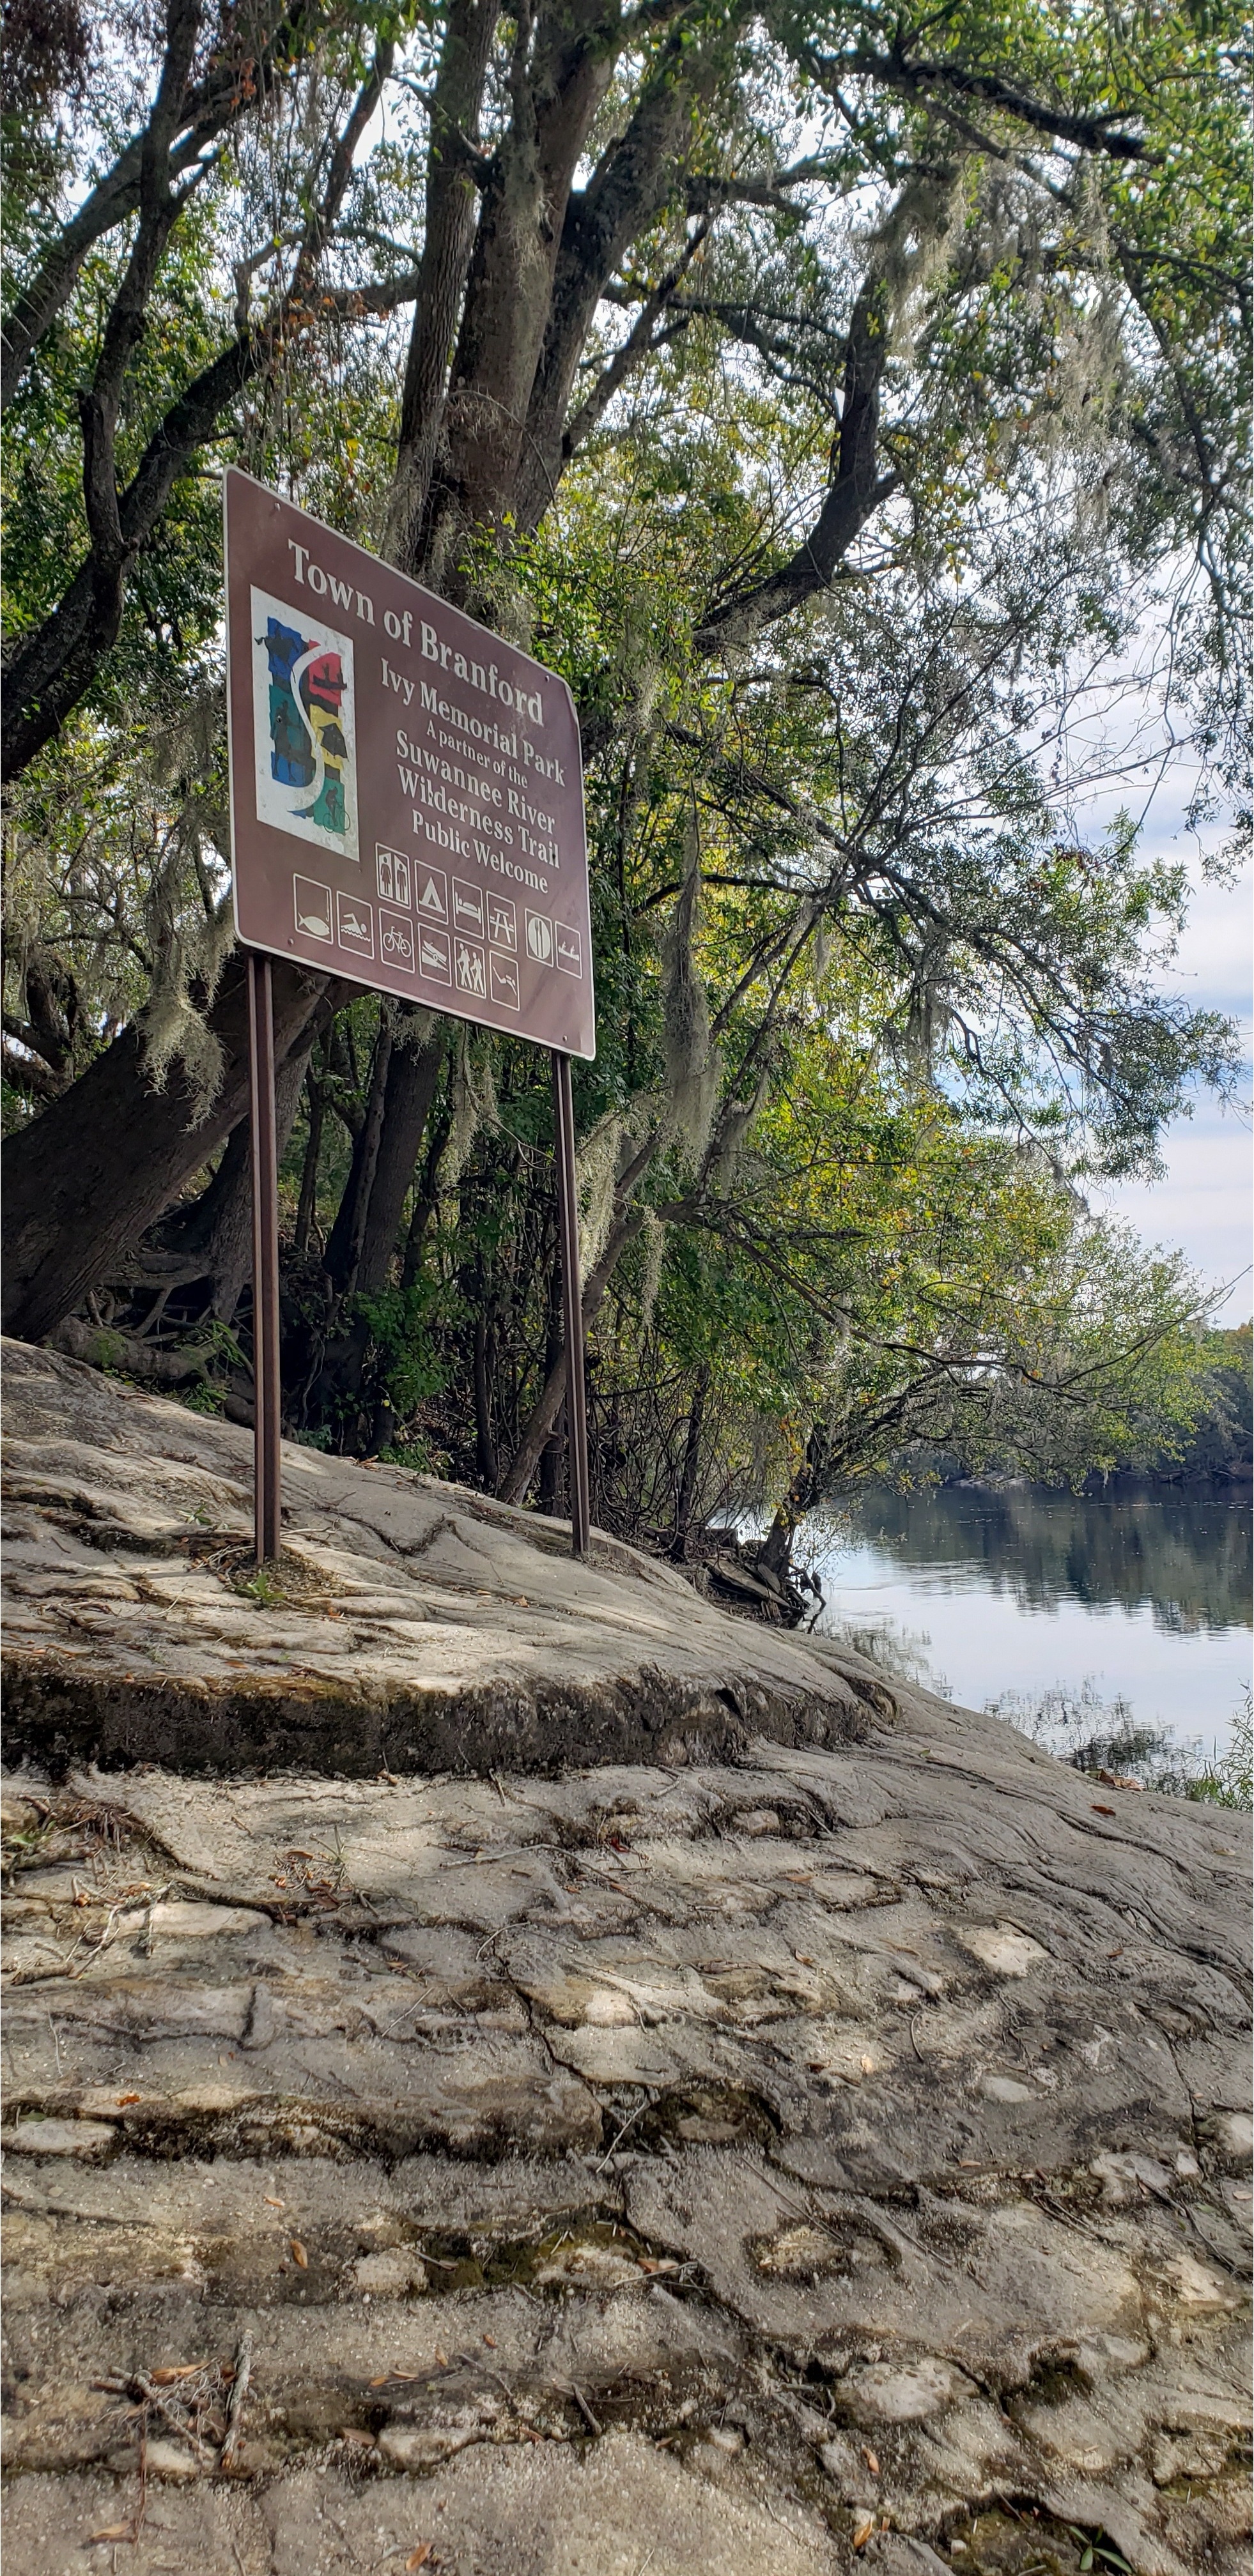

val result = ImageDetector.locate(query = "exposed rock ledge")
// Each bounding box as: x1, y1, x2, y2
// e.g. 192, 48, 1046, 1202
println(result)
0, 1339, 1250, 2576
1, 1340, 881, 1775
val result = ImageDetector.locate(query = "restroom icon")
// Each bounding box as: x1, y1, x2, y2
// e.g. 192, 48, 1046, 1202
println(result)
376, 845, 411, 908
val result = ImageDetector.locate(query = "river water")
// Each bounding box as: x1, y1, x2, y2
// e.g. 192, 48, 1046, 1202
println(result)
813, 1481, 1251, 1758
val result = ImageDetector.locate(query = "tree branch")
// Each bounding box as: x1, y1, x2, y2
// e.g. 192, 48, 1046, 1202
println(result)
1, 262, 420, 781
0, 0, 329, 412
2, 40, 408, 783
561, 218, 710, 461
840, 43, 1156, 164
694, 275, 897, 651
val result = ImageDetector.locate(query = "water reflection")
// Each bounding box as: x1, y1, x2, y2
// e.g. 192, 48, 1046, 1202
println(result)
814, 1481, 1251, 1750
835, 1481, 1251, 1636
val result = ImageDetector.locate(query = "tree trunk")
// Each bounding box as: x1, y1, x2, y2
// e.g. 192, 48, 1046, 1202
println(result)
302, 1016, 447, 1436
536, 1250, 564, 1514
322, 1011, 393, 1298
205, 1036, 315, 1321
1, 951, 336, 1345
350, 1021, 445, 1300
758, 1422, 831, 1584
670, 1363, 709, 1559
401, 1080, 452, 1289
473, 1294, 498, 1490
497, 1205, 646, 1505
294, 1036, 330, 1255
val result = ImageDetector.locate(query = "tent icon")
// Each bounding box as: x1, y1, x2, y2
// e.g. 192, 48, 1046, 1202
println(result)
416, 866, 449, 920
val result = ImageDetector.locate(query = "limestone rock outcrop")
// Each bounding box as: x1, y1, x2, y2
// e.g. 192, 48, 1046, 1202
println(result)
1, 1342, 1249, 2573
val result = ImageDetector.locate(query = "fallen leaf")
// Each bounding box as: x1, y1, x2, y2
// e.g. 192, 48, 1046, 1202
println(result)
150, 2363, 205, 2384
406, 2549, 434, 2572
483, 2334, 497, 2349
369, 2373, 390, 2388
784, 1870, 814, 1883
1107, 1947, 1124, 1959
1091, 1804, 1116, 1818
434, 2347, 449, 2368
513, 1597, 527, 1607
290, 2237, 309, 2269
264, 2195, 286, 2209
853, 2515, 876, 2550
863, 2446, 880, 2475
89, 2526, 134, 2544
115, 2092, 141, 2106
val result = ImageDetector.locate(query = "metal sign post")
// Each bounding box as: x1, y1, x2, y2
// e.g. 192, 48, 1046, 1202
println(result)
224, 468, 596, 1560
553, 1050, 591, 1556
246, 951, 283, 1564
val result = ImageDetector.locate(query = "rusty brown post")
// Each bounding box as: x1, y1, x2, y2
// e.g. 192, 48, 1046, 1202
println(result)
552, 1050, 591, 1557
247, 950, 283, 1565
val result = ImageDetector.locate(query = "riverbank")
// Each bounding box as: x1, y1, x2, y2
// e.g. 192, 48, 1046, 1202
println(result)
1, 1342, 1250, 2576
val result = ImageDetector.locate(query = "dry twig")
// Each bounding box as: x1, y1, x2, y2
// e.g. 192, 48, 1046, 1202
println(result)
220, 2329, 255, 2464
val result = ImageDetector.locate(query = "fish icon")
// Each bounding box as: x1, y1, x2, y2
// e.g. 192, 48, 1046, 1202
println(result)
293, 875, 334, 940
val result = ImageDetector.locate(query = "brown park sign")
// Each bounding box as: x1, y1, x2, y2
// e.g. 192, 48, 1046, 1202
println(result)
224, 468, 595, 1057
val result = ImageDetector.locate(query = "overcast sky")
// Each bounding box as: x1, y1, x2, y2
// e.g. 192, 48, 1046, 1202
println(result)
1095, 852, 1251, 1325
